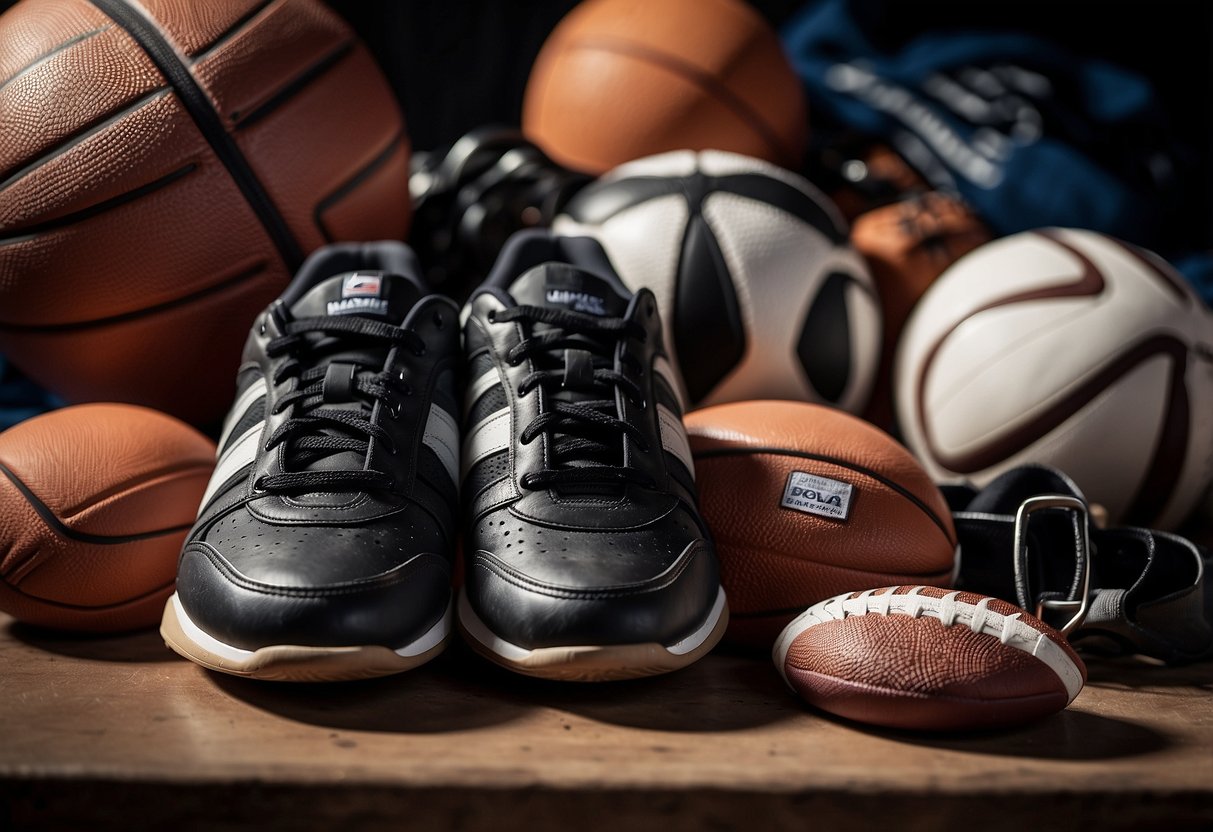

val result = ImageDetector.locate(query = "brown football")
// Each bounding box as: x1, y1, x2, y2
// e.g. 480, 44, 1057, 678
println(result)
773, 585, 1088, 731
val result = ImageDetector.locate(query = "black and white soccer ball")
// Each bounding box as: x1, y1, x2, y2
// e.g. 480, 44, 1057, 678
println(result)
553, 149, 881, 412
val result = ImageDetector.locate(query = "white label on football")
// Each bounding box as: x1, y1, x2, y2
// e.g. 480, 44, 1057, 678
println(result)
781, 471, 853, 520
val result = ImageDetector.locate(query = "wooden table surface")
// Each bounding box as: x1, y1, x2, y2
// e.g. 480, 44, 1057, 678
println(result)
2, 612, 1211, 832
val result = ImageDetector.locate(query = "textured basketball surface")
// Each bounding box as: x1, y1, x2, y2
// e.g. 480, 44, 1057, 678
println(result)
555, 149, 880, 412
523, 0, 807, 175
774, 586, 1088, 732
895, 227, 1213, 530
0, 403, 215, 632
0, 0, 411, 425
685, 400, 956, 650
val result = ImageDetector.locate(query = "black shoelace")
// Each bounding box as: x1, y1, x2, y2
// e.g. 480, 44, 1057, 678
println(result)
255, 312, 423, 494
493, 304, 655, 490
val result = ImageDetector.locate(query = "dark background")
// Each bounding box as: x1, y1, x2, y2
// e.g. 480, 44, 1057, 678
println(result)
323, 0, 1211, 157
1, 0, 1210, 235
1, 0, 1208, 147
330, 0, 1213, 251
2, 0, 1209, 227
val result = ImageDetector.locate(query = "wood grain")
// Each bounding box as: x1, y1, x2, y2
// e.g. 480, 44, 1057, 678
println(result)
1, 612, 1211, 831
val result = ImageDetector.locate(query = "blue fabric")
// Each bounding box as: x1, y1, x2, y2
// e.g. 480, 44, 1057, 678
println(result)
781, 0, 1188, 250
0, 357, 63, 431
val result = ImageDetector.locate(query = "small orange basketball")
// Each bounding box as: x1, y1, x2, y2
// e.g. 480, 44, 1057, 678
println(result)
0, 403, 215, 633
686, 400, 957, 651
522, 0, 808, 175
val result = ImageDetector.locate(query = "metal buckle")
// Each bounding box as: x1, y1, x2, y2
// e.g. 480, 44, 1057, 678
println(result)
1012, 495, 1092, 636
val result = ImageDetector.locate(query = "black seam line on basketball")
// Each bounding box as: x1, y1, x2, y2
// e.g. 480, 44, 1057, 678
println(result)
232, 40, 355, 130
1, 576, 176, 613
186, 0, 279, 63
0, 462, 196, 545
87, 0, 304, 271
0, 24, 113, 96
313, 130, 406, 243
691, 446, 955, 544
0, 162, 195, 246
0, 261, 266, 332
570, 34, 798, 165
0, 87, 170, 195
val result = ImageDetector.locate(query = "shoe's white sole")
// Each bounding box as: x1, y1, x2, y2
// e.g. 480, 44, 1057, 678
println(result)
160, 593, 451, 682
457, 587, 729, 682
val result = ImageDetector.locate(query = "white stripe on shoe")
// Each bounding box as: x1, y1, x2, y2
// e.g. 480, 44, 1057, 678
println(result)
461, 407, 511, 477
422, 404, 460, 488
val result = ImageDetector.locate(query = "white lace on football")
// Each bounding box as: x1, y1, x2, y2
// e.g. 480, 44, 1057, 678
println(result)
773, 586, 1084, 702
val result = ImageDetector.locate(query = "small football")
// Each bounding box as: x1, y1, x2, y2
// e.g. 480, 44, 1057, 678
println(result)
773, 585, 1087, 732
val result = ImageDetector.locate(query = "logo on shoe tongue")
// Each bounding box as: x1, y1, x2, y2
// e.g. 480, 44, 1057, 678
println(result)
328, 272, 389, 316
545, 288, 608, 316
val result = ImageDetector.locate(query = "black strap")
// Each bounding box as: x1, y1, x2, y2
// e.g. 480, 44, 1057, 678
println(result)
945, 464, 1213, 665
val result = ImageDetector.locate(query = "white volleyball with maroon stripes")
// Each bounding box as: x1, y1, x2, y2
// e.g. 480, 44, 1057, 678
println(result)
894, 227, 1213, 530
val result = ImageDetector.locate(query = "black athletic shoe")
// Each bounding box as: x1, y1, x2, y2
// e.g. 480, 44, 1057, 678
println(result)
458, 229, 728, 681
161, 241, 461, 682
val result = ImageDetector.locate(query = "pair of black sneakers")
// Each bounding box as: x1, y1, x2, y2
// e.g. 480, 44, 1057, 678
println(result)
160, 231, 728, 682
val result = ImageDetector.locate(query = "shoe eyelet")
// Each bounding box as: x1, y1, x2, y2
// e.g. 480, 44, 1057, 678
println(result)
258, 319, 267, 336
251, 475, 266, 493
486, 310, 497, 323
433, 311, 445, 329
413, 344, 427, 357
387, 401, 401, 418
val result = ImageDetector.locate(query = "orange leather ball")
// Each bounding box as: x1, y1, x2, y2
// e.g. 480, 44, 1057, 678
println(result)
0, 0, 411, 425
523, 0, 808, 175
686, 400, 958, 651
0, 403, 214, 633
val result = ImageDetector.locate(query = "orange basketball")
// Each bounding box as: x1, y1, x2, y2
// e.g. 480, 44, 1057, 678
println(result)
0, 0, 411, 426
686, 400, 957, 651
522, 0, 807, 175
0, 403, 214, 632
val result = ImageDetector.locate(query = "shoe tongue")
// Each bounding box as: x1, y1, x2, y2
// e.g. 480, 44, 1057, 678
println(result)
282, 270, 421, 480
507, 264, 635, 490
507, 262, 630, 317
290, 270, 421, 325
